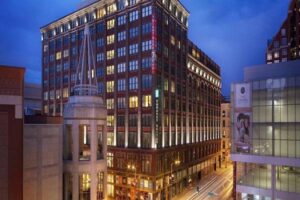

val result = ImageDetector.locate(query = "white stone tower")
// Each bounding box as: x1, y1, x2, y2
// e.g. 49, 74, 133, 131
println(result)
63, 25, 107, 200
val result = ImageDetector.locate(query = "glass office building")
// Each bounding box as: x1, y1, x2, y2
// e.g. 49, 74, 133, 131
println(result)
231, 60, 300, 200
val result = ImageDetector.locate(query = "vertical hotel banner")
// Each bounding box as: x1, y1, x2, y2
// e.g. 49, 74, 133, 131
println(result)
234, 83, 252, 153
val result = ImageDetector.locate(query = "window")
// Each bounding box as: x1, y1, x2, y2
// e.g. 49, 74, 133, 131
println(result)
97, 53, 104, 62
98, 82, 104, 94
142, 40, 152, 51
79, 125, 91, 161
129, 96, 138, 108
129, 10, 139, 21
142, 95, 152, 107
142, 114, 152, 126
107, 34, 115, 44
63, 62, 69, 71
142, 6, 152, 17
63, 49, 69, 57
79, 173, 91, 199
117, 47, 126, 57
107, 152, 114, 167
63, 125, 72, 161
107, 50, 115, 60
117, 79, 126, 91
107, 3, 117, 14
107, 19, 115, 29
129, 114, 138, 126
56, 89, 61, 99
107, 65, 114, 75
128, 132, 137, 148
117, 31, 126, 41
97, 8, 106, 19
106, 99, 114, 109
97, 38, 104, 47
171, 81, 175, 93
107, 81, 114, 93
107, 115, 114, 127
117, 63, 126, 73
97, 172, 104, 198
63, 88, 69, 98
44, 91, 48, 100
116, 116, 125, 128
97, 22, 105, 32
56, 52, 62, 60
128, 0, 139, 6
117, 97, 126, 109
129, 44, 138, 54
129, 77, 138, 90
142, 23, 151, 35
142, 57, 151, 68
118, 15, 126, 25
97, 67, 105, 77
129, 60, 138, 71
129, 27, 139, 38
142, 74, 152, 89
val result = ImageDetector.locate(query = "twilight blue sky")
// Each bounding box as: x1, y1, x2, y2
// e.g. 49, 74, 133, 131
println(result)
0, 0, 289, 95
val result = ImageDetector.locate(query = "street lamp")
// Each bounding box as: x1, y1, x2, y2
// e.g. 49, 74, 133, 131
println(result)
169, 159, 180, 200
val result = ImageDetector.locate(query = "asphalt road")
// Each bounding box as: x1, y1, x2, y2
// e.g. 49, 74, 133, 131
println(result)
174, 165, 233, 200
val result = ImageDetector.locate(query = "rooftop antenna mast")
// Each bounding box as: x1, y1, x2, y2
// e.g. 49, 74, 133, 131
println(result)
73, 24, 98, 96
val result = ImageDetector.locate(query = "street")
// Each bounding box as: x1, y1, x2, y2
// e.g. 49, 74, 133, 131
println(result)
174, 165, 233, 200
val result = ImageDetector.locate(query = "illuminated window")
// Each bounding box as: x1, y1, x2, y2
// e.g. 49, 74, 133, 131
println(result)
129, 44, 138, 54
164, 79, 168, 91
117, 62, 126, 73
142, 40, 152, 51
267, 53, 272, 60
117, 31, 126, 41
170, 35, 175, 45
129, 10, 139, 21
107, 115, 114, 127
128, 0, 139, 6
107, 50, 115, 60
97, 172, 104, 199
129, 77, 138, 90
107, 3, 117, 14
171, 81, 175, 93
106, 65, 114, 75
106, 81, 114, 93
44, 105, 48, 114
56, 89, 61, 99
107, 153, 114, 168
142, 95, 152, 107
129, 60, 138, 71
117, 97, 126, 108
117, 15, 126, 25
142, 6, 152, 17
107, 19, 115, 29
79, 125, 91, 161
56, 52, 62, 60
107, 34, 115, 44
44, 91, 48, 100
129, 96, 138, 108
96, 53, 104, 62
117, 47, 126, 57
106, 99, 114, 109
63, 49, 69, 57
63, 88, 69, 98
107, 132, 114, 146
117, 79, 126, 91
97, 8, 106, 19
79, 173, 91, 199
50, 90, 54, 100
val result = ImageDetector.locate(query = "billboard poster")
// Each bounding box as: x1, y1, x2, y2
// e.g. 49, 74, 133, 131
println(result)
235, 83, 251, 108
234, 112, 251, 153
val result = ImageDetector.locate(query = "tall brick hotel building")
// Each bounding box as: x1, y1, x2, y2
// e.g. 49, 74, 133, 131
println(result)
41, 0, 222, 199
